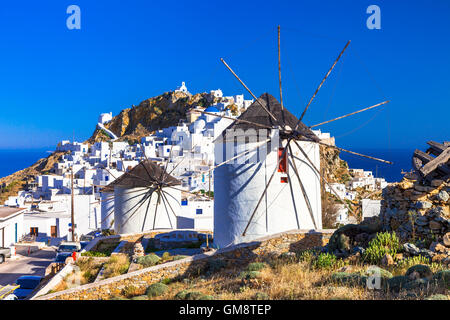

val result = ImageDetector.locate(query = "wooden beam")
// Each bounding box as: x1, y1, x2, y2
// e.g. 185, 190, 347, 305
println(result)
414, 149, 434, 164
412, 156, 423, 173
298, 40, 351, 122
420, 147, 450, 177
426, 141, 446, 156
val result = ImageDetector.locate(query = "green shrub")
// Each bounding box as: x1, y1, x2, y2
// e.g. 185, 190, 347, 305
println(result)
121, 284, 139, 298
162, 252, 171, 261
145, 282, 168, 297
297, 249, 316, 264
206, 258, 227, 274
362, 232, 401, 264
313, 253, 338, 270
172, 255, 188, 261
184, 291, 204, 300
175, 290, 189, 300
330, 272, 366, 287
239, 271, 261, 280
387, 276, 410, 292
397, 256, 430, 270
161, 277, 173, 285
81, 251, 108, 257
432, 270, 450, 289
246, 262, 266, 272
405, 264, 433, 279
253, 292, 269, 300
136, 253, 161, 267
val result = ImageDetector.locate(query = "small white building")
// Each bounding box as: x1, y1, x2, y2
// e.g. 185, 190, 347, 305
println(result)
175, 82, 189, 94
98, 112, 113, 125
0, 207, 25, 248
178, 199, 213, 230
361, 199, 382, 218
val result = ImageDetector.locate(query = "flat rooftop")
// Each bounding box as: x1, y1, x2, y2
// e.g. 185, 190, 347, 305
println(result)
0, 207, 26, 220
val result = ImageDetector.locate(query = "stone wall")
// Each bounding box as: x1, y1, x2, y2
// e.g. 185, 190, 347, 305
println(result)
380, 178, 449, 243
36, 229, 333, 300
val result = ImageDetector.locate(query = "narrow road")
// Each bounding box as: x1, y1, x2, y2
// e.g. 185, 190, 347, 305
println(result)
0, 248, 56, 286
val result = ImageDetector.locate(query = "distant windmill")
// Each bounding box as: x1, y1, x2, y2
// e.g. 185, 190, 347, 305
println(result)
197, 26, 392, 247
96, 143, 213, 234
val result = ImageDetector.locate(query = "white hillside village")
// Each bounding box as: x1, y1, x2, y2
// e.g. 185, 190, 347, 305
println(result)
0, 83, 387, 251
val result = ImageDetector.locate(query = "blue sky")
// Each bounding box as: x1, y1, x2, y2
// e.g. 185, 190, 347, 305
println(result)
0, 0, 448, 151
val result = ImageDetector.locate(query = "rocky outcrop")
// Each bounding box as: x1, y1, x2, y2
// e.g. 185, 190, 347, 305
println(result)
87, 91, 219, 144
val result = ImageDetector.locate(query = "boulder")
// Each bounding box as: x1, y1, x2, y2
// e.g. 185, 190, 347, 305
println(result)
430, 179, 444, 187
415, 201, 433, 209
381, 253, 394, 267
405, 265, 433, 280
387, 276, 410, 292
443, 232, 450, 247
432, 270, 450, 289
436, 191, 449, 202
403, 243, 421, 256
403, 278, 429, 291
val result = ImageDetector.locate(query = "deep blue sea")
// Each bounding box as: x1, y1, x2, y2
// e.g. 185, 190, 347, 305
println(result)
0, 148, 51, 179
339, 148, 414, 183
0, 148, 413, 183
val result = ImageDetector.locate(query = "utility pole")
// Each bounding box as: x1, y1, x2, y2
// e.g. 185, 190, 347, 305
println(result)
71, 166, 75, 242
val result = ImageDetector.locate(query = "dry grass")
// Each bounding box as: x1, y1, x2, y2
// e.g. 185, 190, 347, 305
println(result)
103, 254, 130, 279
128, 256, 448, 301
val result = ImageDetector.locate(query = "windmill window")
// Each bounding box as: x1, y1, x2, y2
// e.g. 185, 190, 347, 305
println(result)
278, 148, 287, 173
280, 177, 288, 183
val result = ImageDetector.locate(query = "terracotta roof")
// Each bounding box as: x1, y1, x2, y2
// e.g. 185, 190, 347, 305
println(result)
102, 159, 180, 191
0, 207, 26, 220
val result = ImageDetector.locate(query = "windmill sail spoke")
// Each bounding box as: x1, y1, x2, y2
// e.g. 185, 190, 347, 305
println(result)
120, 189, 154, 232
159, 191, 173, 229
278, 25, 284, 111
190, 138, 272, 179
152, 190, 162, 229
167, 143, 200, 176
309, 100, 390, 128
287, 145, 317, 229
161, 141, 176, 183
242, 140, 292, 236
160, 190, 179, 219
298, 40, 351, 122
220, 58, 280, 125
292, 139, 354, 214
195, 111, 272, 129
285, 163, 300, 229
138, 142, 156, 182
163, 185, 212, 200
141, 189, 154, 232
317, 141, 393, 164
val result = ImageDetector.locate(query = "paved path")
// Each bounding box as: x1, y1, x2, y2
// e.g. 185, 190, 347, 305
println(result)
0, 248, 56, 286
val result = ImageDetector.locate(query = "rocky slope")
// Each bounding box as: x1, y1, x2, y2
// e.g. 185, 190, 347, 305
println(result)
87, 91, 221, 144
0, 151, 67, 204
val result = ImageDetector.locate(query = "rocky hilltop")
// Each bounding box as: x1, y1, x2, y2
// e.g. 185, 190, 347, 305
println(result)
88, 91, 223, 144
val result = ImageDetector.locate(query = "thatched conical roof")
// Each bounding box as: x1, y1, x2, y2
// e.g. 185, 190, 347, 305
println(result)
102, 159, 180, 191
221, 93, 319, 141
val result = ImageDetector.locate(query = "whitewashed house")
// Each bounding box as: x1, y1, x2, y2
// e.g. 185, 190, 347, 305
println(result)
0, 207, 25, 248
